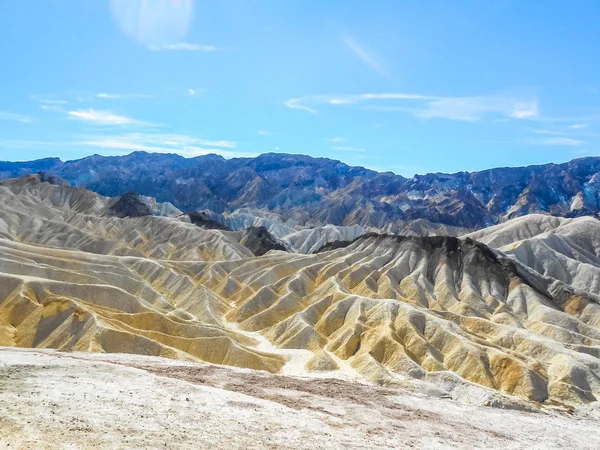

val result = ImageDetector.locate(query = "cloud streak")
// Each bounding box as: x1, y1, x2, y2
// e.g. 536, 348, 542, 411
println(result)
0, 112, 33, 123
285, 92, 539, 121
333, 146, 365, 152
529, 137, 583, 146
533, 129, 566, 136
342, 34, 389, 78
148, 43, 218, 52
96, 93, 152, 99
570, 123, 589, 129
77, 132, 249, 158
68, 109, 147, 126
40, 105, 64, 112
30, 95, 67, 105
285, 98, 318, 114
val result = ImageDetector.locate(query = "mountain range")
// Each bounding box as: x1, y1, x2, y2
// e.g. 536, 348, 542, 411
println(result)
2, 151, 600, 230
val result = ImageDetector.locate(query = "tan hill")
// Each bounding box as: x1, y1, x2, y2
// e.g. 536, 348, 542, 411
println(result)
464, 214, 600, 295
0, 175, 599, 408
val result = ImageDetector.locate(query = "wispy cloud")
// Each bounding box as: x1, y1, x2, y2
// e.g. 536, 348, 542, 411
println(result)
533, 129, 566, 136
97, 93, 119, 99
529, 137, 584, 146
285, 92, 539, 121
68, 109, 147, 126
258, 130, 276, 136
0, 112, 33, 123
148, 43, 218, 52
570, 123, 589, 129
412, 97, 538, 121
193, 138, 237, 148
285, 98, 318, 114
333, 146, 365, 152
327, 137, 345, 142
96, 93, 152, 99
31, 95, 67, 112
77, 132, 249, 158
342, 34, 389, 78
30, 95, 67, 105
40, 105, 64, 112
187, 88, 206, 96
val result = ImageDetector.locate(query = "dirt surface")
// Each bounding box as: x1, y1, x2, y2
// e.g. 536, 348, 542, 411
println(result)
1, 348, 599, 449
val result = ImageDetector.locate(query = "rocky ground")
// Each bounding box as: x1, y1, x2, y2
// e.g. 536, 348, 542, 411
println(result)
1, 348, 599, 449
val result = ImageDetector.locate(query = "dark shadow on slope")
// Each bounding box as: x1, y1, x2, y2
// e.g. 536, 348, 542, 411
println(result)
187, 211, 232, 231
240, 226, 288, 256
108, 192, 153, 218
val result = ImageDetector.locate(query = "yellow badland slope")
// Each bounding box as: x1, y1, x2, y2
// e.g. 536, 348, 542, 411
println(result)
1, 175, 599, 405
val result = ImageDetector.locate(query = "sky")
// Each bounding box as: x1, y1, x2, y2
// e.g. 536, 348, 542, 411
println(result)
1, 0, 600, 176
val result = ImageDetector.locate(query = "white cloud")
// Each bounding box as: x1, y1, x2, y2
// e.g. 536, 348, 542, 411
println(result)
328, 98, 356, 105
258, 130, 275, 136
570, 123, 589, 129
68, 109, 146, 125
327, 137, 345, 142
30, 95, 67, 105
361, 93, 430, 100
187, 88, 208, 97
333, 146, 365, 152
77, 132, 249, 158
40, 105, 64, 112
194, 138, 237, 148
342, 34, 389, 78
96, 93, 152, 99
533, 129, 566, 135
0, 112, 33, 123
148, 43, 218, 52
415, 97, 538, 122
285, 98, 318, 114
530, 137, 583, 146
509, 104, 539, 119
286, 92, 539, 121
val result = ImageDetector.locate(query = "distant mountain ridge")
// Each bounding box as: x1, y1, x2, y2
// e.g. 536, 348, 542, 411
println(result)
2, 151, 600, 229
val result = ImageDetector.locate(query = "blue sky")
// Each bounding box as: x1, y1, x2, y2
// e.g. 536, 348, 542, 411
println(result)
1, 0, 600, 176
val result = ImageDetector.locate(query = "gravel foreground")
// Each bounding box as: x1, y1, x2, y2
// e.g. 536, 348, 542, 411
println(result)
1, 347, 599, 449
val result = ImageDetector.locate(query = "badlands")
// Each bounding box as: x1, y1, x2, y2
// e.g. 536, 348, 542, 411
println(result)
1, 174, 600, 448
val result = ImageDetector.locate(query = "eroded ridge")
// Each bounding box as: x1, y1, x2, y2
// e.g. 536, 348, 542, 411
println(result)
0, 175, 599, 406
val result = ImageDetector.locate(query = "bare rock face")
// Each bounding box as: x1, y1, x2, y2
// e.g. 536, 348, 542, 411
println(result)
0, 175, 599, 407
187, 211, 232, 231
3, 152, 600, 230
108, 192, 153, 218
38, 171, 70, 187
239, 226, 287, 256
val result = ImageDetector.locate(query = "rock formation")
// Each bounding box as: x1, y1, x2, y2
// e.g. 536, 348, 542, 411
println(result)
0, 174, 599, 406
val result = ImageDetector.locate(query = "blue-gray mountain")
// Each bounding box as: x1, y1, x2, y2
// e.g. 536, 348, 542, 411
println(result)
1, 151, 599, 229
